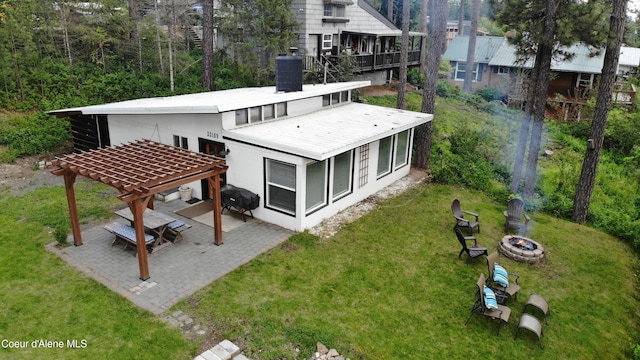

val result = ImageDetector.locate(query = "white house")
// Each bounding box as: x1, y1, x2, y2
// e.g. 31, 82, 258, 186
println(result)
49, 78, 432, 232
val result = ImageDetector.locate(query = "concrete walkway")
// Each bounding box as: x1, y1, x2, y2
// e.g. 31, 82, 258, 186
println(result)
48, 199, 294, 314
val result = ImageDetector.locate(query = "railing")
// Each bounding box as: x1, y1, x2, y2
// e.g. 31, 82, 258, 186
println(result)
303, 50, 422, 74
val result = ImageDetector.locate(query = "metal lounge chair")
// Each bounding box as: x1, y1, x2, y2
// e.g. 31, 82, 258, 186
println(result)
487, 251, 521, 302
451, 198, 480, 235
504, 198, 530, 235
455, 227, 488, 264
465, 273, 512, 335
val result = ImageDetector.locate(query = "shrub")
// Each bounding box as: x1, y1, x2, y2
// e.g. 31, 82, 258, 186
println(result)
475, 87, 505, 102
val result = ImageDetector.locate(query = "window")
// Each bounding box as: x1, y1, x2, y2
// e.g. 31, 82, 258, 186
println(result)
322, 94, 331, 107
323, 5, 332, 17
497, 66, 510, 75
266, 159, 296, 215
333, 150, 353, 199
577, 73, 594, 88
306, 160, 328, 213
377, 136, 393, 177
235, 109, 248, 125
335, 5, 345, 17
454, 62, 478, 81
250, 106, 262, 123
264, 104, 275, 120
276, 102, 287, 117
332, 92, 340, 104
341, 90, 349, 102
173, 135, 188, 149
394, 130, 409, 169
322, 34, 333, 50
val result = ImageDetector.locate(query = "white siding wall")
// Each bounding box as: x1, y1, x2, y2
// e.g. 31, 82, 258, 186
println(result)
108, 113, 224, 200
107, 111, 418, 232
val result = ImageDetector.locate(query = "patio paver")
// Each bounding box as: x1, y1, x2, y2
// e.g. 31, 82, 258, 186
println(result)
47, 199, 294, 314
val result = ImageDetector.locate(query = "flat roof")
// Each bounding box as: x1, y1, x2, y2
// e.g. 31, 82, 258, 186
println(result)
49, 81, 371, 116
224, 102, 433, 161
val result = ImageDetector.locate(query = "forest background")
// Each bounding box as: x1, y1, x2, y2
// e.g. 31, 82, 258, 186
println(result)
2, 0, 640, 251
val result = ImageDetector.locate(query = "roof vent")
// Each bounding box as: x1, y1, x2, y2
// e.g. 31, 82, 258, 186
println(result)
276, 50, 303, 93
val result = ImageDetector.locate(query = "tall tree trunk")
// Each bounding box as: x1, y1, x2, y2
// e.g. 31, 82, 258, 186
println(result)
154, 0, 165, 74
387, 0, 394, 22
128, 0, 140, 67
397, 0, 410, 109
573, 0, 627, 223
415, 0, 447, 170
509, 65, 539, 193
419, 0, 429, 73
462, 0, 479, 93
202, 0, 215, 91
523, 0, 559, 197
458, 0, 465, 36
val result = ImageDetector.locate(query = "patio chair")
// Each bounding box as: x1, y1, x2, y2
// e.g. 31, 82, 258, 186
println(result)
455, 227, 488, 264
487, 252, 521, 302
504, 198, 530, 235
451, 198, 480, 235
465, 273, 512, 335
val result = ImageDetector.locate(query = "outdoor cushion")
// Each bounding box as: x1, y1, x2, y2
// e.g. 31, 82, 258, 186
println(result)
494, 263, 509, 287
483, 285, 499, 311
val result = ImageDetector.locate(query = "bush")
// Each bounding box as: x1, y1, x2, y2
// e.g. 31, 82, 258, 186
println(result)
436, 81, 461, 98
475, 87, 505, 102
0, 113, 71, 161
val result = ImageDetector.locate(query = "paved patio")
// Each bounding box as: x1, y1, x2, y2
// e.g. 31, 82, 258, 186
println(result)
47, 199, 294, 314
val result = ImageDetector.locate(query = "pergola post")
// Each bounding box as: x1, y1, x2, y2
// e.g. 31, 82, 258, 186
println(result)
208, 175, 223, 245
49, 139, 228, 279
63, 172, 82, 246
132, 199, 150, 280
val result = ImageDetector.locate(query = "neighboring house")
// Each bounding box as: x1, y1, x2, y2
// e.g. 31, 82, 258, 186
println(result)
48, 69, 432, 232
442, 35, 507, 92
445, 20, 490, 47
292, 0, 425, 84
489, 41, 640, 119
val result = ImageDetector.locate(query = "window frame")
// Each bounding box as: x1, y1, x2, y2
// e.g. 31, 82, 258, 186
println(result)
376, 136, 393, 178
394, 130, 410, 170
332, 150, 354, 201
305, 160, 329, 214
265, 159, 296, 216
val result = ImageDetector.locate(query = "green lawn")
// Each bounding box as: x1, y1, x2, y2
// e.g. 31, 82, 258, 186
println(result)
0, 172, 638, 359
178, 184, 640, 359
0, 182, 194, 360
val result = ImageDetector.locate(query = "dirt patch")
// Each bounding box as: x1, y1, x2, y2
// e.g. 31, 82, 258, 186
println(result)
0, 156, 63, 196
360, 82, 420, 97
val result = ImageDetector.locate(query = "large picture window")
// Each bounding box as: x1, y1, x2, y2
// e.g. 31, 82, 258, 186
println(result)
377, 136, 393, 177
306, 160, 328, 213
266, 159, 296, 215
394, 130, 409, 169
332, 150, 353, 200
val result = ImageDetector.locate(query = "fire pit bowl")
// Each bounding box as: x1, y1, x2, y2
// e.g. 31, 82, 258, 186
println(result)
499, 235, 545, 264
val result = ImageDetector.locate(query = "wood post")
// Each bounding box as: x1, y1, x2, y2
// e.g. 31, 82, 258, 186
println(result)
63, 172, 82, 246
209, 175, 223, 245
132, 199, 150, 280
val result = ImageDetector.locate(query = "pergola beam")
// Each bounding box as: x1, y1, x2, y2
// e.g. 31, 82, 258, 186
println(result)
49, 139, 228, 280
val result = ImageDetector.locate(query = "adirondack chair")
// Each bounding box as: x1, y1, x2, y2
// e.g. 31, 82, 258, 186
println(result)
451, 199, 480, 235
504, 198, 530, 235
455, 228, 488, 264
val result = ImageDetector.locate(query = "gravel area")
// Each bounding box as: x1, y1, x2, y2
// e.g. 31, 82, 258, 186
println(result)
309, 168, 428, 239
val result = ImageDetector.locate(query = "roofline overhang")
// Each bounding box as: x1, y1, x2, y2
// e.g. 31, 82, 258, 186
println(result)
223, 115, 433, 161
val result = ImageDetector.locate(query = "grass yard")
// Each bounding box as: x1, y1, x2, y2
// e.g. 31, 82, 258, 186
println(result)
178, 184, 640, 359
0, 181, 194, 359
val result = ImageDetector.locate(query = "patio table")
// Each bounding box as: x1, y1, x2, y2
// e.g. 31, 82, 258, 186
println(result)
115, 207, 177, 251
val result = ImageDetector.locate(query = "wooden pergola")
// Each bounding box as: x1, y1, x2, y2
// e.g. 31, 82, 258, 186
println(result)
49, 139, 228, 280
